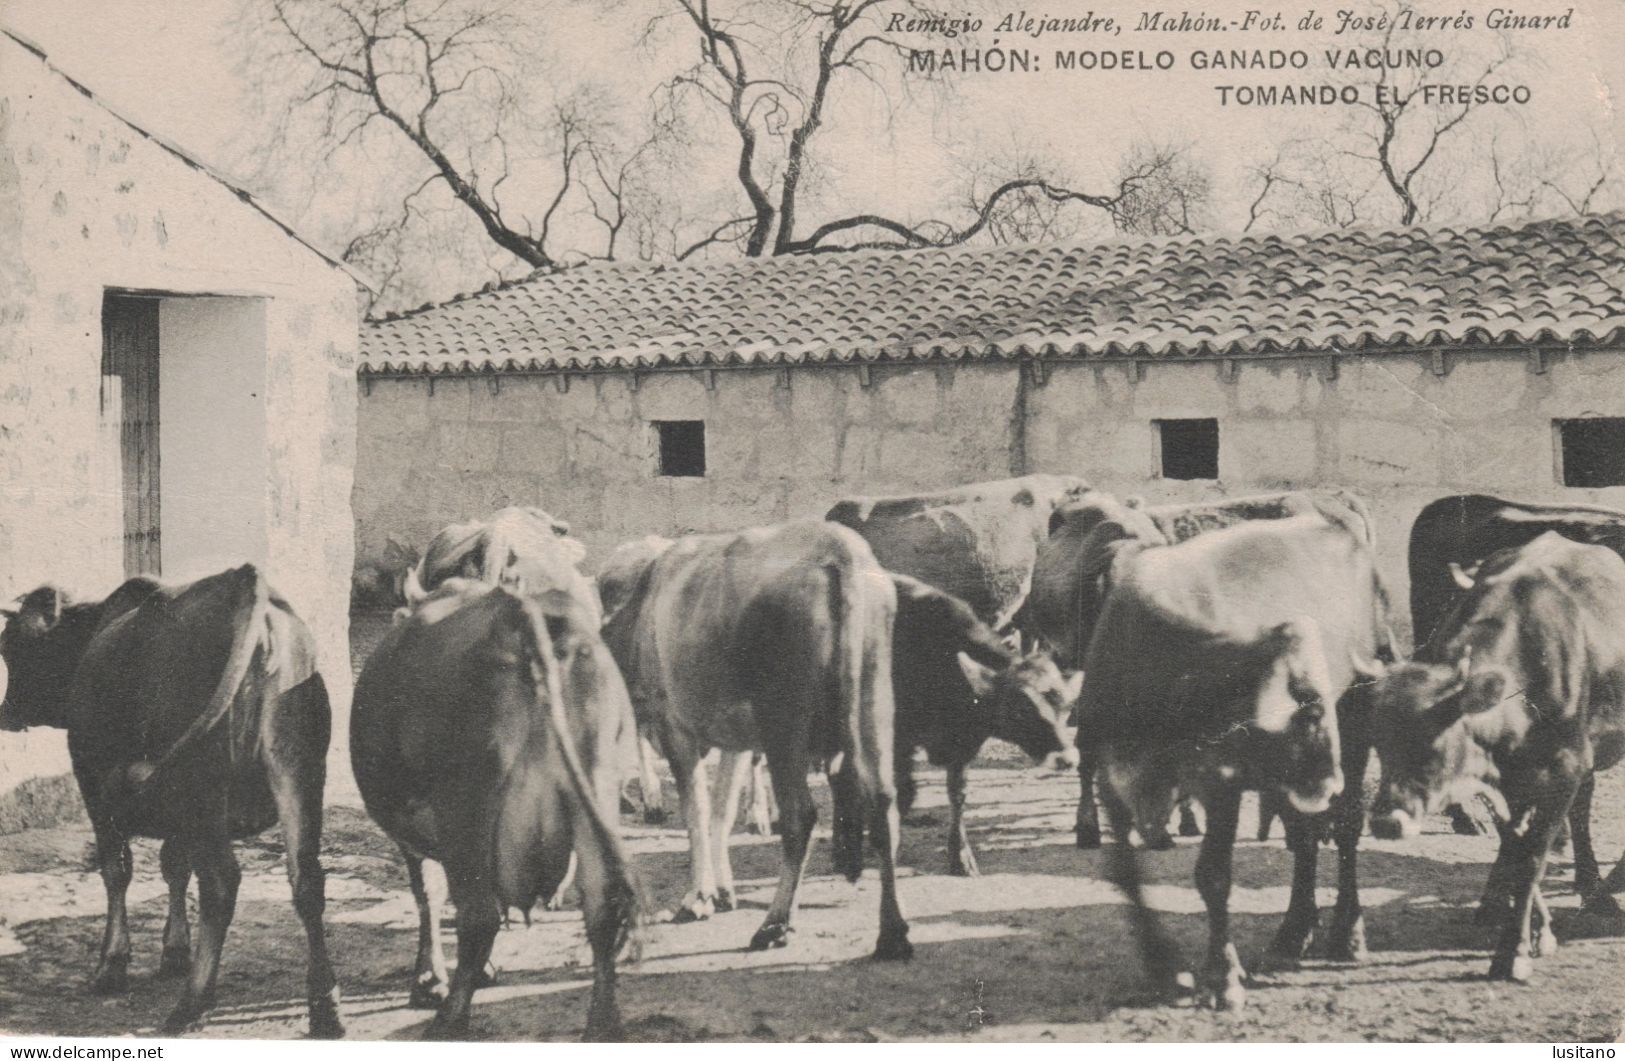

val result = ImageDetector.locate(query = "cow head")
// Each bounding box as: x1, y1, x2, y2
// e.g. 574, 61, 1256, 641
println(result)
1244, 619, 1345, 816
1368, 646, 1509, 840
957, 650, 1083, 768
0, 586, 74, 731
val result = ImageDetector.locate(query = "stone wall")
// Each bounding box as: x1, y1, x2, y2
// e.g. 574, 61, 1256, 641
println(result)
357, 346, 1625, 651
0, 36, 359, 825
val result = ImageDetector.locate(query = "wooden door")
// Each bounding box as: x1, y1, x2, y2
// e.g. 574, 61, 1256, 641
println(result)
101, 294, 161, 577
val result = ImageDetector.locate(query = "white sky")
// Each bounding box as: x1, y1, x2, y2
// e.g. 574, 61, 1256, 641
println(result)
6, 0, 1622, 293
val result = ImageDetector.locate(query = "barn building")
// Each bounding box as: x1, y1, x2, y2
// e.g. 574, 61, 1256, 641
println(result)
355, 211, 1625, 644
0, 30, 364, 828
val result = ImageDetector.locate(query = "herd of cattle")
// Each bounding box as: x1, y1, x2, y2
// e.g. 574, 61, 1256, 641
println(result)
2, 476, 1624, 1041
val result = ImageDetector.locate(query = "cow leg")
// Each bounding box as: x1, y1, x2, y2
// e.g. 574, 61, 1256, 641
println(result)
946, 761, 979, 877
1177, 798, 1202, 838
1530, 879, 1559, 958
571, 810, 632, 1041
88, 821, 133, 995
1449, 802, 1489, 836
404, 851, 451, 1009
1256, 790, 1281, 842
668, 739, 719, 922
1194, 785, 1246, 1010
1103, 790, 1187, 997
746, 754, 777, 836
158, 838, 192, 978
1568, 774, 1618, 917
750, 749, 817, 951
1604, 855, 1625, 894
868, 783, 913, 960
1265, 811, 1321, 967
1489, 789, 1574, 983
1325, 725, 1371, 963
426, 867, 501, 1040
1074, 743, 1104, 849
709, 749, 753, 912
637, 732, 668, 825
1476, 821, 1518, 926
164, 830, 240, 1033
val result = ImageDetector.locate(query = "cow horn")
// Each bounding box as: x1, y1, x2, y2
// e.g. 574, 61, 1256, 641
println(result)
402, 562, 429, 606
1448, 562, 1477, 591
1455, 645, 1473, 682
1348, 648, 1385, 679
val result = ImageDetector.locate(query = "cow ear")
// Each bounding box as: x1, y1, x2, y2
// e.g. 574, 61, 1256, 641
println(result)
17, 587, 63, 633
956, 652, 997, 698
1448, 562, 1478, 592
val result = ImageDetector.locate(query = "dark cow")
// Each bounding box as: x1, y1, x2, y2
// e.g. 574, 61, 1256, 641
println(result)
0, 566, 342, 1036
1409, 494, 1625, 849
1024, 489, 1377, 848
827, 474, 1093, 630
352, 579, 641, 1039
1080, 511, 1392, 1009
1371, 532, 1625, 983
598, 521, 910, 958
890, 574, 1082, 875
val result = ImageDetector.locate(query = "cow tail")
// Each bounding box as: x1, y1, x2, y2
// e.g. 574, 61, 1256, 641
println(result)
112, 564, 268, 807
513, 593, 643, 958
829, 558, 889, 884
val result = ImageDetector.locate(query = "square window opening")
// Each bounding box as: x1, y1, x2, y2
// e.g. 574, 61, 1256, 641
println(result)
1156, 418, 1219, 480
1557, 417, 1625, 488
655, 420, 706, 477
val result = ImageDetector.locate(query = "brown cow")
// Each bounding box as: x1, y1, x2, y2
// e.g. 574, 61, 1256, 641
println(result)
0, 566, 342, 1037
598, 521, 910, 958
1372, 532, 1625, 982
1080, 511, 1392, 1009
352, 579, 641, 1039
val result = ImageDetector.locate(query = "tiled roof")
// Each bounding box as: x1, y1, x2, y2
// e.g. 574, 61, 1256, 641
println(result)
360, 212, 1625, 376
2, 28, 374, 292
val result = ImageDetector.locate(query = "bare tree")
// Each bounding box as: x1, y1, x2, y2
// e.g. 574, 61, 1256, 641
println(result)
653, 0, 1203, 254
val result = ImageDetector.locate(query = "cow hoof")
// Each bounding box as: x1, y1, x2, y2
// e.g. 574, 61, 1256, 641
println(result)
1326, 915, 1368, 963
89, 963, 128, 996
1075, 825, 1103, 850
948, 854, 980, 878
157, 948, 191, 979
307, 992, 345, 1040
1489, 953, 1534, 983
1262, 927, 1314, 971
1142, 828, 1176, 852
409, 977, 449, 1010
474, 963, 499, 989
873, 929, 914, 962
1206, 980, 1247, 1012
1532, 926, 1559, 959
748, 923, 792, 951
714, 888, 736, 914
672, 897, 715, 924
1449, 808, 1489, 836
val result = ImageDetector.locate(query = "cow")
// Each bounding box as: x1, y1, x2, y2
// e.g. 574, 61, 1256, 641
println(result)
1370, 532, 1625, 983
887, 574, 1082, 875
404, 507, 666, 824
1080, 511, 1393, 1010
0, 565, 342, 1037
351, 579, 641, 1040
826, 474, 1093, 631
597, 521, 911, 958
351, 537, 421, 611
1409, 493, 1625, 853
1023, 489, 1379, 849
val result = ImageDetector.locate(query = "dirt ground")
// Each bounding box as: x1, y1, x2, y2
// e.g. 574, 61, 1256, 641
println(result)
1, 613, 1622, 1043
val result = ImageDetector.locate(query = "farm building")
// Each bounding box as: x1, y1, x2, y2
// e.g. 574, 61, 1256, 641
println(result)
355, 211, 1625, 641
0, 30, 364, 828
